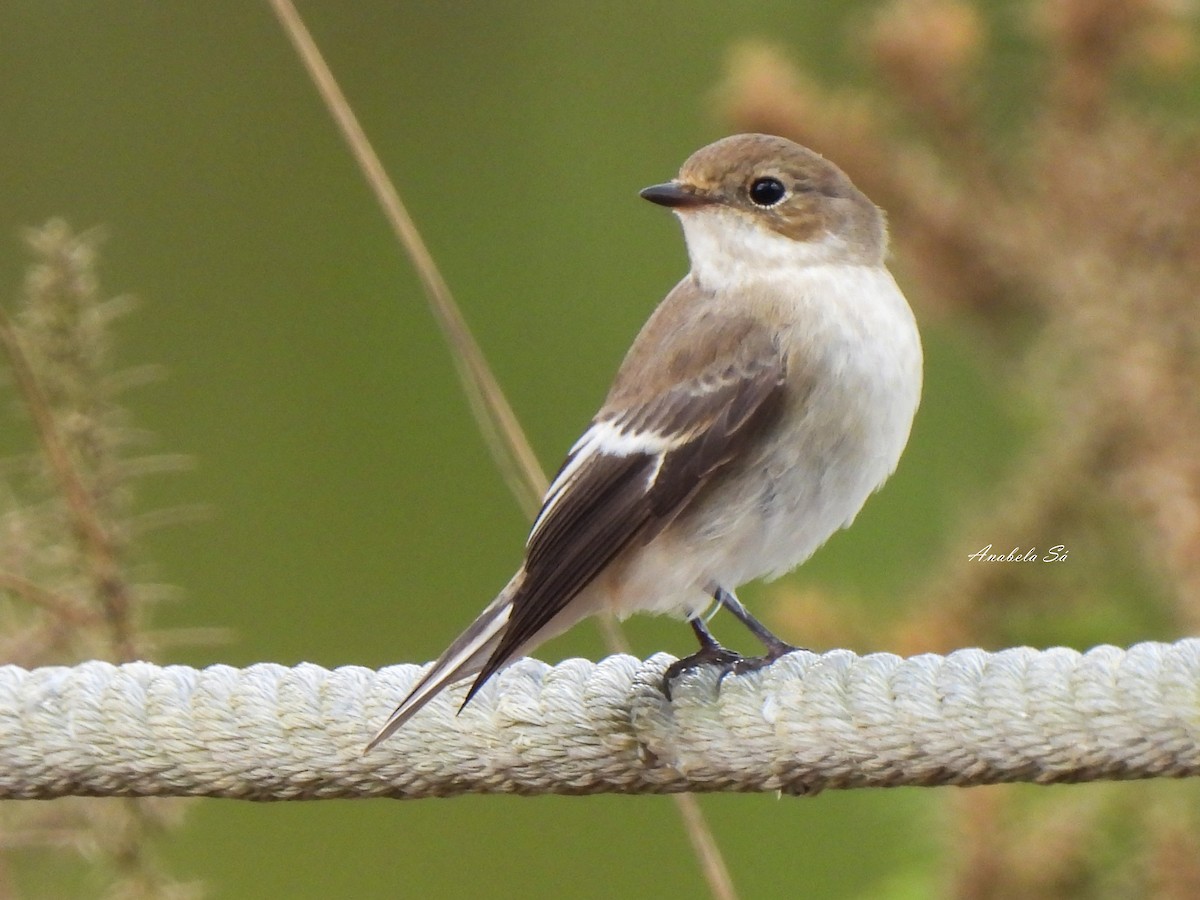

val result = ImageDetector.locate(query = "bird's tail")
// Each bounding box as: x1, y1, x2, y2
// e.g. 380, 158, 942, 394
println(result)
364, 577, 519, 751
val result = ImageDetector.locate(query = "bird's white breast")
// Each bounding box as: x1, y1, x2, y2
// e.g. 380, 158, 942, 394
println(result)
745, 261, 922, 579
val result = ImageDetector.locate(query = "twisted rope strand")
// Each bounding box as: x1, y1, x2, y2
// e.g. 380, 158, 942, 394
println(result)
1, 641, 1197, 800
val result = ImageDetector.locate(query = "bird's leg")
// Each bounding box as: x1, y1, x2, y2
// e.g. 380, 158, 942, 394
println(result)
662, 615, 744, 699
662, 588, 804, 699
713, 586, 803, 671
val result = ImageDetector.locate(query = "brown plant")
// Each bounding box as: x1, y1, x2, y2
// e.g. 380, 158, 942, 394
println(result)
0, 223, 198, 898
719, 0, 1200, 894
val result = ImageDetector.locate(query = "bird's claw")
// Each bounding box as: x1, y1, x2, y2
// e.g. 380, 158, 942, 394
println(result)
662, 641, 802, 701
662, 643, 744, 699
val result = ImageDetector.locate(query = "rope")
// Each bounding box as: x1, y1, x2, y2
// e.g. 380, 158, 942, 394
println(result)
0, 641, 1197, 800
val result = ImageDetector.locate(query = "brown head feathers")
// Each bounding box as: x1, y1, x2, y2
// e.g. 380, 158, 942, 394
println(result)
645, 133, 885, 262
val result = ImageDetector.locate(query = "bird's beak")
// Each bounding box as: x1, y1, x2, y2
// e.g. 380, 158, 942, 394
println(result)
639, 181, 713, 209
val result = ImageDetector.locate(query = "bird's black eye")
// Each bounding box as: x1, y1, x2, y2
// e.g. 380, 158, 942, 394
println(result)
748, 176, 787, 207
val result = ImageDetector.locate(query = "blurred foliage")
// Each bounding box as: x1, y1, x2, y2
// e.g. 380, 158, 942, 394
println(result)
721, 0, 1200, 895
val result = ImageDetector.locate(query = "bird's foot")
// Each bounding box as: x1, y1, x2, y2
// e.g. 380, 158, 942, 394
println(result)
726, 639, 802, 675
662, 639, 803, 700
662, 642, 745, 700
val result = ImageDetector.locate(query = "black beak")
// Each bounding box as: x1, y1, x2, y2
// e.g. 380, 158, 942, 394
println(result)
639, 181, 711, 208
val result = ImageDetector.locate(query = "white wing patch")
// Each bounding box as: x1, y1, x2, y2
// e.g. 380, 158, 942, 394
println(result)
530, 420, 677, 545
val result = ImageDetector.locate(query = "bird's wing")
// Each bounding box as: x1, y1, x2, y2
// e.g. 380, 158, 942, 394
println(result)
466, 316, 788, 698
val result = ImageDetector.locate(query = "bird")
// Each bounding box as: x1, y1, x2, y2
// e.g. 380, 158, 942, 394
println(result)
366, 133, 922, 750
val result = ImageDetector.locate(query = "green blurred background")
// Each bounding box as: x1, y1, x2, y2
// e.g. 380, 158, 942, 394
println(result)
0, 2, 1036, 897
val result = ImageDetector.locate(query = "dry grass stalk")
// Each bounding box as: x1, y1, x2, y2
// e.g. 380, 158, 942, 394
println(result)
266, 3, 739, 898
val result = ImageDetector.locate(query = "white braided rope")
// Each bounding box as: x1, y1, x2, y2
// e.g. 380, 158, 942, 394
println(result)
0, 641, 1197, 800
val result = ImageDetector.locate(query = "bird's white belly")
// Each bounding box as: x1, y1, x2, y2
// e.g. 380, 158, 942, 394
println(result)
604, 264, 922, 620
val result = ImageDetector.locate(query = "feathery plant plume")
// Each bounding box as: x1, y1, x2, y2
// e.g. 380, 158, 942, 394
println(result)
0, 221, 198, 898
718, 0, 1200, 893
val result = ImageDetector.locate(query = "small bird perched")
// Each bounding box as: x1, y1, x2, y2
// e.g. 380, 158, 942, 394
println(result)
366, 133, 921, 750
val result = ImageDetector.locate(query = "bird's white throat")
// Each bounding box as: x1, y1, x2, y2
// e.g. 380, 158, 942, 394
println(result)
678, 208, 856, 292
